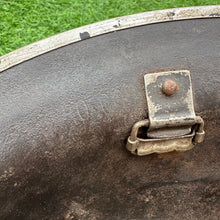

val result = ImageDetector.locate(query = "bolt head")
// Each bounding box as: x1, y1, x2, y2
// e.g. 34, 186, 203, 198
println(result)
163, 80, 178, 96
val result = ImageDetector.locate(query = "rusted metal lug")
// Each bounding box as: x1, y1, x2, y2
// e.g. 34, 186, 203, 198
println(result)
194, 116, 205, 143
126, 137, 139, 152
194, 131, 205, 143
126, 119, 149, 154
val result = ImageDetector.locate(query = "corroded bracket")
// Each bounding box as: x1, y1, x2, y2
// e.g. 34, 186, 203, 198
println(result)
126, 70, 205, 156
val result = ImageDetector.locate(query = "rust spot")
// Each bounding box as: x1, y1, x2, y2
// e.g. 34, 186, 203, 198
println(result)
163, 80, 178, 96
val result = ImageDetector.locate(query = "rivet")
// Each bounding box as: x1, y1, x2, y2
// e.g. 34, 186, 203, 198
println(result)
163, 80, 178, 96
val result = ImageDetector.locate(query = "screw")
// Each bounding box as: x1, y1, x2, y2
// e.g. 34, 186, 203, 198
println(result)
162, 80, 178, 96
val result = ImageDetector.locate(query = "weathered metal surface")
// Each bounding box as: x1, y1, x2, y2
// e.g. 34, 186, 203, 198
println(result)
144, 70, 196, 131
0, 11, 219, 220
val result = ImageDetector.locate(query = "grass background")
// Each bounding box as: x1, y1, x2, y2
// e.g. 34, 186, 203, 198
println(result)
0, 0, 219, 56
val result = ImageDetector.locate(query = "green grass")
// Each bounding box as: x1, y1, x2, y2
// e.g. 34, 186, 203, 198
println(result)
0, 0, 219, 56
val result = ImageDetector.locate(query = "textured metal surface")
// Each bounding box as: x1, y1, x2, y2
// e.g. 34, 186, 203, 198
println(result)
0, 18, 219, 219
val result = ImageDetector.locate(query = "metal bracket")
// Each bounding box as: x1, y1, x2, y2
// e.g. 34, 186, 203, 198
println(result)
126, 70, 205, 156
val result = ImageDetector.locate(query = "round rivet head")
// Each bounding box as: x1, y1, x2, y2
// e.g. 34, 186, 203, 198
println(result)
163, 80, 178, 96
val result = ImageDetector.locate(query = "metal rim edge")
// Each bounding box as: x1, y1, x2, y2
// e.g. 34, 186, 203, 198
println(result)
0, 5, 219, 72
